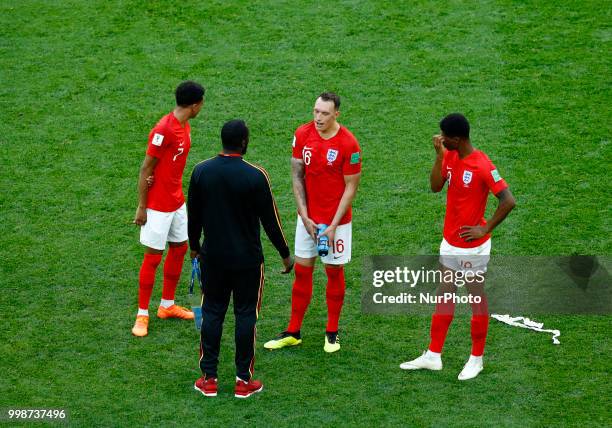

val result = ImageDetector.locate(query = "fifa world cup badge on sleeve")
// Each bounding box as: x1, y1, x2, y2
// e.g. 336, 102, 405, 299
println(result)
152, 133, 164, 146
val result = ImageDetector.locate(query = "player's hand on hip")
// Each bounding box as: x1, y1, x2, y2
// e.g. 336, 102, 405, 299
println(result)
319, 225, 337, 243
134, 206, 147, 226
281, 256, 294, 274
146, 175, 154, 187
302, 217, 319, 241
433, 134, 446, 158
459, 225, 488, 242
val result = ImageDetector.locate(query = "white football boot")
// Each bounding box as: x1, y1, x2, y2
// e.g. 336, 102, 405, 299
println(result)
400, 351, 443, 371
457, 355, 483, 380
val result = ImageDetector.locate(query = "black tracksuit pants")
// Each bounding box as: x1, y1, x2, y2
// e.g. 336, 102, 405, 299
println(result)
198, 261, 264, 381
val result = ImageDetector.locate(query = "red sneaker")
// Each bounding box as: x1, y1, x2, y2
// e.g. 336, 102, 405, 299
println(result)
234, 378, 263, 398
194, 376, 218, 397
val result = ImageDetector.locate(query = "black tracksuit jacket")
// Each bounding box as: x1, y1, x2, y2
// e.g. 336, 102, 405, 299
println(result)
187, 154, 290, 268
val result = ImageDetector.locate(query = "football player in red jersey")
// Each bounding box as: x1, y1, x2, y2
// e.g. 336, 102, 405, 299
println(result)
131, 81, 205, 337
264, 92, 362, 353
401, 113, 515, 379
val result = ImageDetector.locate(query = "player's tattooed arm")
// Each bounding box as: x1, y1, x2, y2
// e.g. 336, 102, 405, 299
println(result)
134, 155, 158, 226
459, 188, 516, 241
291, 158, 317, 239
291, 158, 307, 215
430, 135, 446, 192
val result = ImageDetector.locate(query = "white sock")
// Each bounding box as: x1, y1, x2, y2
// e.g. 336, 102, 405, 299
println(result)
137, 308, 149, 317
236, 376, 247, 383
160, 299, 174, 308
425, 350, 442, 360
469, 355, 483, 364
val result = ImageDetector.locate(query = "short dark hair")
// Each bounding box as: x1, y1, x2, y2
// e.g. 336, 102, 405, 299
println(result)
318, 92, 341, 110
440, 113, 470, 139
175, 81, 205, 107
221, 119, 249, 150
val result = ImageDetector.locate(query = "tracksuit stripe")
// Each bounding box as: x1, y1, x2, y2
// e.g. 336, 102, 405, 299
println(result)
243, 160, 289, 247
249, 263, 265, 378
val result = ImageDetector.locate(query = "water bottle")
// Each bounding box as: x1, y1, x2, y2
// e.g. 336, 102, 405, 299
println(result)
192, 297, 203, 331
190, 258, 203, 331
317, 224, 329, 257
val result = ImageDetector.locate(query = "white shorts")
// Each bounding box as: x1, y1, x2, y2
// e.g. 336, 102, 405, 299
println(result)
140, 203, 188, 250
439, 238, 491, 273
294, 216, 352, 265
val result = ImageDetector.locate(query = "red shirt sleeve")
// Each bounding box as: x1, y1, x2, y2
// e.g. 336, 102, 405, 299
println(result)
481, 155, 508, 195
342, 136, 362, 175
292, 127, 305, 160
146, 128, 169, 159
441, 150, 450, 180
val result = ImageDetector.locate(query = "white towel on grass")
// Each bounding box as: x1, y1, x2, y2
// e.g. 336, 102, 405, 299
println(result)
491, 314, 561, 345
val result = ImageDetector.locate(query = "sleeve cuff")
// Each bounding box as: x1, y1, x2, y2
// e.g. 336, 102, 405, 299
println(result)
279, 246, 290, 259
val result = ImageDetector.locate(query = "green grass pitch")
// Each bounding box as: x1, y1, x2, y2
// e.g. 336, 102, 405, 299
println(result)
0, 0, 610, 426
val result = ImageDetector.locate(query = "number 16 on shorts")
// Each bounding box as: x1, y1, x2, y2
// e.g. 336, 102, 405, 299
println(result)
294, 217, 352, 265
330, 239, 345, 255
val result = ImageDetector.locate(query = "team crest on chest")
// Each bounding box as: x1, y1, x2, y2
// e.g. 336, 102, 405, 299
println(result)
462, 170, 473, 185
327, 149, 339, 163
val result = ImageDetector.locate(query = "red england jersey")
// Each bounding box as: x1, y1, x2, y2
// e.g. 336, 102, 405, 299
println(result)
145, 112, 191, 212
441, 149, 508, 248
292, 121, 362, 225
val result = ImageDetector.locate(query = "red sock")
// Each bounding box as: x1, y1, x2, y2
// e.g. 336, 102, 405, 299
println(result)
325, 266, 345, 332
286, 263, 314, 333
138, 253, 162, 310
428, 298, 456, 353
161, 243, 188, 301
470, 295, 489, 356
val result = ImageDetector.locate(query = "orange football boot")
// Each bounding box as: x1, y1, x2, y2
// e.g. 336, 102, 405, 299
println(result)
131, 315, 149, 337
157, 304, 195, 320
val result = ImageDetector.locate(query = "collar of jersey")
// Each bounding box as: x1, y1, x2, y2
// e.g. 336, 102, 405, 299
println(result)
170, 111, 188, 129
219, 153, 242, 158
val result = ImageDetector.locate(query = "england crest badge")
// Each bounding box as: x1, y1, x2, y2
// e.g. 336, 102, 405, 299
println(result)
462, 170, 473, 185
327, 149, 339, 163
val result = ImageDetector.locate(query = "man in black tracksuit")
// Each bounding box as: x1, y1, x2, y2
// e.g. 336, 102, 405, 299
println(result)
188, 119, 293, 399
